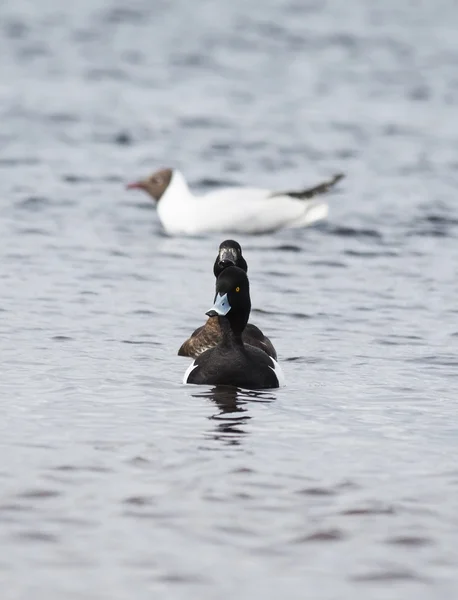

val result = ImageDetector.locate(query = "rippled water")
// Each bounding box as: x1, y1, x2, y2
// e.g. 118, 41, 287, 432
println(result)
1, 0, 458, 598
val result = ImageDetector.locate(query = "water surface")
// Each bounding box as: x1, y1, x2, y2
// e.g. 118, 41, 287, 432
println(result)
1, 0, 458, 598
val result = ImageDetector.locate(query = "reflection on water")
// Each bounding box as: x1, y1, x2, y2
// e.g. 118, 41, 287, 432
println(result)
192, 386, 276, 445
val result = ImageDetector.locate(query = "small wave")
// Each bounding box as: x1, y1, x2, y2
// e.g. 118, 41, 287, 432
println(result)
17, 227, 50, 236
16, 531, 58, 544
53, 464, 112, 473
408, 213, 458, 237
113, 131, 132, 145
293, 528, 345, 543
16, 489, 61, 500
121, 340, 160, 346
17, 196, 51, 210
352, 569, 426, 582
285, 356, 324, 363
123, 496, 154, 506
296, 487, 337, 497
330, 226, 383, 239
273, 244, 302, 252
386, 535, 433, 547
309, 259, 347, 268
408, 355, 458, 367
0, 157, 39, 167
340, 505, 395, 516
425, 214, 458, 226
103, 7, 146, 24
63, 174, 92, 184
251, 308, 311, 319
344, 249, 399, 258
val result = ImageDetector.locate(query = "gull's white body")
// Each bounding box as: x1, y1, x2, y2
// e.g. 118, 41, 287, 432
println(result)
157, 170, 329, 235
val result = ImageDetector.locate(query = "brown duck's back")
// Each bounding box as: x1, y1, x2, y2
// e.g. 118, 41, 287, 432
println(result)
178, 316, 221, 358
178, 316, 277, 360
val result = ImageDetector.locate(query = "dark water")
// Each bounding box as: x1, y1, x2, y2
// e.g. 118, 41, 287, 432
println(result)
1, 0, 458, 598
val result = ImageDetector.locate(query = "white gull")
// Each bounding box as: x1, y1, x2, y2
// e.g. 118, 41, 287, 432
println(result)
127, 168, 344, 236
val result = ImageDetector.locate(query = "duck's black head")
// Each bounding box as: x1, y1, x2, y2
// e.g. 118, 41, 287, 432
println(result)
213, 240, 248, 278
206, 266, 251, 335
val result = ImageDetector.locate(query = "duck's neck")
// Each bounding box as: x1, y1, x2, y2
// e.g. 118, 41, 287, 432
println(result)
218, 315, 245, 346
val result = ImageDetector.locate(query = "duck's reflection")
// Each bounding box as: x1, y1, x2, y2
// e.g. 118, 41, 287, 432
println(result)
191, 386, 276, 446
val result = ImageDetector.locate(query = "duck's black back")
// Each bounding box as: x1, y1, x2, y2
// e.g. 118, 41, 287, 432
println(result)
187, 343, 279, 390
243, 324, 277, 360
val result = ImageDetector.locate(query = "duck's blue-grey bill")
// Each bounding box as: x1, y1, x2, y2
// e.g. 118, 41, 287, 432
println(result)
206, 292, 231, 317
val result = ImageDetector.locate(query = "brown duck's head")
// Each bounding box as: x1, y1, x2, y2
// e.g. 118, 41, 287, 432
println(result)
213, 240, 248, 278
126, 168, 173, 202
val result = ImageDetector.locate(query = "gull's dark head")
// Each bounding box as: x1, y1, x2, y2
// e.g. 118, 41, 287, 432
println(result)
126, 168, 173, 202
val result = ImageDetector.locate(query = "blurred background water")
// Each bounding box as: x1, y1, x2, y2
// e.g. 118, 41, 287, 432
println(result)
1, 0, 458, 598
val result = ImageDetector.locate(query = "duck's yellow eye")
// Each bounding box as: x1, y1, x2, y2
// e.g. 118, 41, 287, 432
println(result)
235, 286, 240, 292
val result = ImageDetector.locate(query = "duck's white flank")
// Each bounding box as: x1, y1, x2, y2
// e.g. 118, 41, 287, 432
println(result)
269, 357, 286, 387
183, 360, 198, 384
157, 170, 330, 236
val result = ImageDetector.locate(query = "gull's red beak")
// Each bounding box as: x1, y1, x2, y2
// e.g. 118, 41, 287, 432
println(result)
126, 181, 144, 190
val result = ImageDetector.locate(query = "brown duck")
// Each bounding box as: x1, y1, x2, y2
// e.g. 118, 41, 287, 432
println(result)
178, 240, 277, 360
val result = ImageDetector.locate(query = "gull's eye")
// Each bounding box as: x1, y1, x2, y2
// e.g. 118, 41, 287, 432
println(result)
235, 286, 240, 292
152, 177, 162, 185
